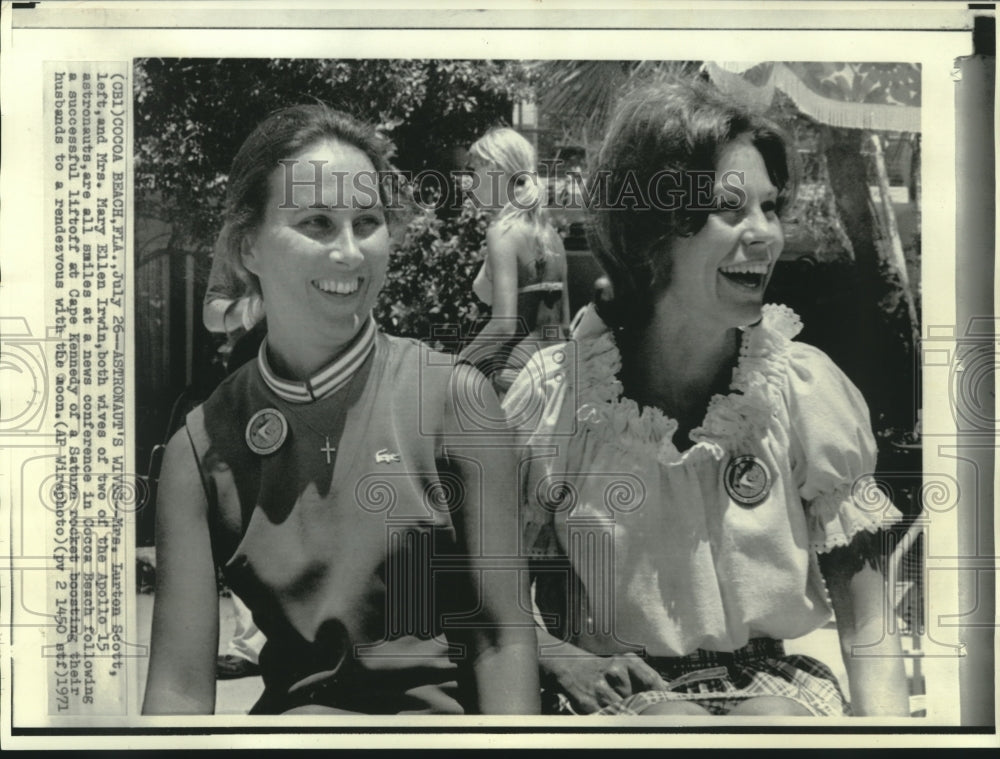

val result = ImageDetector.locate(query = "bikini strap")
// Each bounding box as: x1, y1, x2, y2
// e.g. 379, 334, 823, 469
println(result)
518, 281, 564, 295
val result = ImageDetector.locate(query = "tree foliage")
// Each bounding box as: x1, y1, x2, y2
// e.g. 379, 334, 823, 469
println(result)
134, 58, 534, 348
532, 60, 702, 151
376, 201, 491, 350
134, 58, 536, 257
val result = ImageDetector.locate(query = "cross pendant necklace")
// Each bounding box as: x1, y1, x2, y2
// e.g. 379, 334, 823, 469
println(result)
277, 403, 346, 468
320, 437, 336, 465
273, 350, 373, 469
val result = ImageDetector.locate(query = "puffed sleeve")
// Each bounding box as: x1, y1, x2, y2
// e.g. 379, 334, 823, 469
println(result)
785, 342, 904, 553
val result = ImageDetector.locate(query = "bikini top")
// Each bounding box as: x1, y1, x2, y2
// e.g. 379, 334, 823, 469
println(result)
472, 255, 563, 307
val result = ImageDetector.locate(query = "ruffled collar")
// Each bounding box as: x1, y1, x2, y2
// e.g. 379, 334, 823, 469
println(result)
571, 304, 803, 466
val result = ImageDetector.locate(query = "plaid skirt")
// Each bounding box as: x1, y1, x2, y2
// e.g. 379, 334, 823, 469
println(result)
551, 639, 850, 717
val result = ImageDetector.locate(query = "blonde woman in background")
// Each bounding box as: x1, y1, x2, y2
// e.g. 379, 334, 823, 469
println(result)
461, 127, 570, 397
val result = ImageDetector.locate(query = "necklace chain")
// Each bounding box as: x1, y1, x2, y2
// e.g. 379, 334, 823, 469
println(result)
278, 400, 348, 465
269, 354, 372, 465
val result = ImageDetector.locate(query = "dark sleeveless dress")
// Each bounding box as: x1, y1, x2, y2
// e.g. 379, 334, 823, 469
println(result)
184, 334, 478, 713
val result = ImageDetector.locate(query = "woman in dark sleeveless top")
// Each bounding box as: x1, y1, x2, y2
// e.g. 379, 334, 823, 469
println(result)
142, 105, 539, 715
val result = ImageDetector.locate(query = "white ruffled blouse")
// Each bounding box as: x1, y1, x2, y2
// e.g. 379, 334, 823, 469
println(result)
502, 303, 903, 657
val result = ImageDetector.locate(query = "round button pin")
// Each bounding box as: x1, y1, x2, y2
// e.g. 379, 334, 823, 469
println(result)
245, 408, 288, 456
724, 454, 771, 507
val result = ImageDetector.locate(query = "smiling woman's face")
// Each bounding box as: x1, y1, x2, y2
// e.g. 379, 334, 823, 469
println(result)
658, 137, 784, 329
242, 138, 390, 351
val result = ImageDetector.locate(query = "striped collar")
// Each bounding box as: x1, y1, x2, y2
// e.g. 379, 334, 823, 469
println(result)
257, 317, 377, 403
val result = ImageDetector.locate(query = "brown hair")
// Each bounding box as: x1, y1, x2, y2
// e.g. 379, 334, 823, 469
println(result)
588, 76, 797, 331
216, 104, 403, 296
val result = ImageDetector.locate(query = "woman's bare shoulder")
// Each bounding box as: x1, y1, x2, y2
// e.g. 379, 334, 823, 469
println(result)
487, 215, 535, 246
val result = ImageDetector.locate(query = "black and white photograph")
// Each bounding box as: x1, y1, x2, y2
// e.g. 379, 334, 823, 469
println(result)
0, 1, 994, 750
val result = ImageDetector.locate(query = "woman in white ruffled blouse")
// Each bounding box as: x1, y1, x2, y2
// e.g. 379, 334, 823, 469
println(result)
503, 77, 909, 717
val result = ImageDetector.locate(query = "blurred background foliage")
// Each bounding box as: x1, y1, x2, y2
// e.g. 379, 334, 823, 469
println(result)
134, 57, 534, 260
374, 201, 492, 349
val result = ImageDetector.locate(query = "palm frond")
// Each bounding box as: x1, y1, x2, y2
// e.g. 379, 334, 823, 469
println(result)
532, 60, 702, 144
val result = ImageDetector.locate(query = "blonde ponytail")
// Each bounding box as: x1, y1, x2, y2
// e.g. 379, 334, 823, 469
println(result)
469, 128, 550, 263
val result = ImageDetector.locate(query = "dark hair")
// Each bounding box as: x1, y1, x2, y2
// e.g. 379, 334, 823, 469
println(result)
588, 76, 797, 330
217, 104, 404, 297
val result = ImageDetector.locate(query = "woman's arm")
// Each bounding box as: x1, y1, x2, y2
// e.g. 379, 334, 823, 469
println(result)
560, 281, 571, 338
442, 363, 540, 714
460, 224, 522, 372
141, 428, 219, 714
552, 230, 572, 338
819, 533, 910, 717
